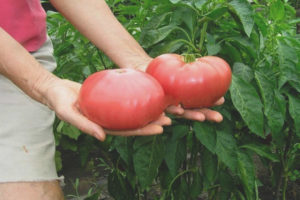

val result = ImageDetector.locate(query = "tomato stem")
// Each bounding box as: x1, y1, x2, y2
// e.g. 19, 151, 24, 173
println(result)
182, 53, 196, 63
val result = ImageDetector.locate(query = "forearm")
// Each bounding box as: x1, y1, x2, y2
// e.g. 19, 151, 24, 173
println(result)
50, 0, 152, 70
0, 28, 59, 105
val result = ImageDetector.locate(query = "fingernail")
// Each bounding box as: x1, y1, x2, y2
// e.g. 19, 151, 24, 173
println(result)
216, 114, 223, 122
95, 132, 105, 141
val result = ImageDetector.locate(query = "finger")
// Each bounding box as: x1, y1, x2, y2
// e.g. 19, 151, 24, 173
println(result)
166, 105, 184, 115
198, 108, 223, 122
105, 124, 164, 136
151, 114, 172, 126
213, 97, 225, 106
57, 106, 106, 141
181, 110, 206, 121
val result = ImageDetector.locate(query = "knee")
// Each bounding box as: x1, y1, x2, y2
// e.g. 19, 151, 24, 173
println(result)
0, 181, 64, 200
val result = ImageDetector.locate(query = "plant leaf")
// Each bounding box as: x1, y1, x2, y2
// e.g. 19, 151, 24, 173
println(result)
164, 137, 186, 176
140, 25, 177, 48
194, 0, 208, 9
229, 0, 254, 37
237, 150, 255, 199
255, 71, 286, 135
206, 6, 228, 20
215, 121, 238, 172
194, 122, 216, 153
201, 148, 217, 185
233, 62, 254, 82
240, 143, 279, 162
133, 136, 165, 189
270, 0, 285, 21
288, 94, 300, 137
206, 33, 221, 55
230, 75, 264, 137
113, 137, 131, 165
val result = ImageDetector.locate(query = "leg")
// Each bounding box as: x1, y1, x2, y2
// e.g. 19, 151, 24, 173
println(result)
0, 181, 64, 200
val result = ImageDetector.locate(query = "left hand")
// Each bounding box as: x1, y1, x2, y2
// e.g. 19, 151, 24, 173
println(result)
165, 97, 225, 123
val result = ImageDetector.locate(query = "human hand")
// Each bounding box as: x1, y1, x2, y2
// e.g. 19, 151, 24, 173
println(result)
42, 79, 171, 141
165, 97, 225, 123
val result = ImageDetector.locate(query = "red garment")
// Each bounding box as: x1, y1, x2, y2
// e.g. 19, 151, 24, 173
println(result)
0, 0, 47, 52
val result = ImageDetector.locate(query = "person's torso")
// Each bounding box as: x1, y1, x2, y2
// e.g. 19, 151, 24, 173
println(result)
0, 0, 47, 52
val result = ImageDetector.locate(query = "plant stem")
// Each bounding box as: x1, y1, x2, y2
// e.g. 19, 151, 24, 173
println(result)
199, 21, 208, 53
282, 130, 293, 200
275, 130, 293, 200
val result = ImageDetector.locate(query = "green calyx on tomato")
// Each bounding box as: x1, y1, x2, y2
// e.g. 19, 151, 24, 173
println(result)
146, 53, 232, 108
79, 68, 167, 130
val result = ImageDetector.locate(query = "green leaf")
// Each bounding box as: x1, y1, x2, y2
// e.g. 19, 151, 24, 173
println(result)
270, 0, 285, 21
230, 75, 264, 137
215, 122, 238, 172
233, 62, 254, 82
190, 170, 203, 198
60, 137, 78, 151
55, 151, 62, 171
79, 136, 94, 167
229, 0, 254, 37
113, 137, 131, 165
288, 94, 300, 137
279, 60, 300, 93
254, 14, 268, 36
166, 125, 190, 179
133, 136, 165, 189
58, 122, 81, 140
170, 0, 180, 3
201, 148, 217, 185
84, 192, 100, 200
194, 122, 216, 153
219, 170, 235, 197
255, 71, 286, 135
206, 33, 221, 55
206, 6, 228, 20
179, 7, 196, 34
194, 0, 207, 9
108, 170, 134, 200
278, 39, 298, 63
140, 25, 177, 48
222, 42, 242, 63
154, 40, 185, 55
229, 36, 257, 59
237, 150, 255, 200
240, 143, 279, 162
164, 138, 186, 176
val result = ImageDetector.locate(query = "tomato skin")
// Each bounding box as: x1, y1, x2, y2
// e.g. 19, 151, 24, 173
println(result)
78, 68, 166, 130
146, 54, 232, 108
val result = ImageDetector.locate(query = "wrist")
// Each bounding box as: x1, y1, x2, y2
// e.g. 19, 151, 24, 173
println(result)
31, 69, 61, 107
129, 56, 153, 72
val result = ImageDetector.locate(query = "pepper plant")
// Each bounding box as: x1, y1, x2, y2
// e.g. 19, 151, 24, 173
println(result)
46, 0, 300, 199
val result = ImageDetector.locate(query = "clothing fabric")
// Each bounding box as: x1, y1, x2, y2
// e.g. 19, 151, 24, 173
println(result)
0, 0, 47, 52
0, 37, 62, 182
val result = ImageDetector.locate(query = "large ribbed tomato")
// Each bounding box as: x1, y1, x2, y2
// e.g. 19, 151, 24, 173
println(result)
146, 54, 232, 108
78, 68, 166, 130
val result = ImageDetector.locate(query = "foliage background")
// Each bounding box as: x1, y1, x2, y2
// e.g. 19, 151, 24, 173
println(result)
45, 0, 300, 199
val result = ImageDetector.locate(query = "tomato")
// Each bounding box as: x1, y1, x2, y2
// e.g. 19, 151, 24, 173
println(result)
78, 68, 166, 130
146, 54, 232, 108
